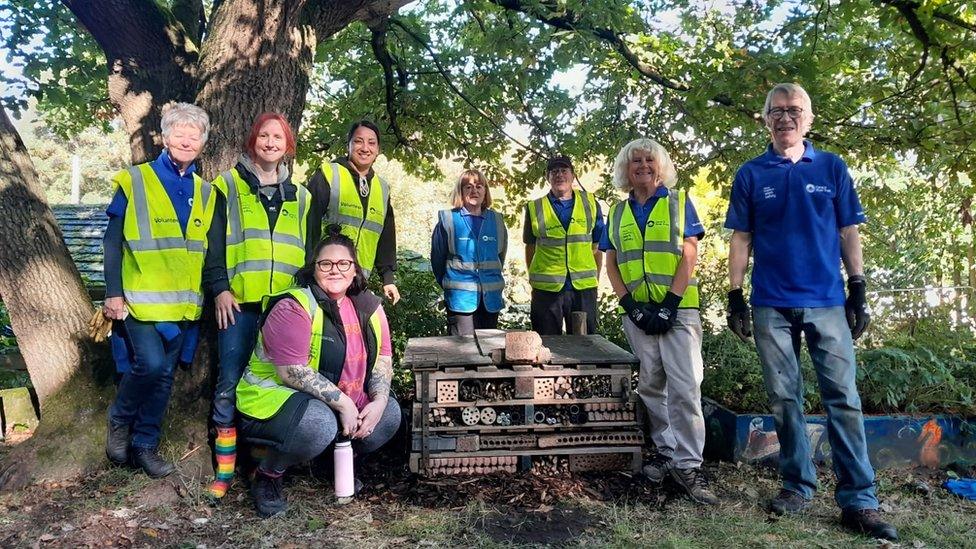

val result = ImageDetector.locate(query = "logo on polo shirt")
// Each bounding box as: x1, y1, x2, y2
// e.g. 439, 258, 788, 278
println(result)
805, 184, 830, 194
482, 235, 496, 242
763, 186, 776, 199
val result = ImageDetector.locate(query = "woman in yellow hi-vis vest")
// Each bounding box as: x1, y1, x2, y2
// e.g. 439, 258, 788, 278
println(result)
523, 155, 604, 335
601, 138, 716, 505
235, 226, 399, 518
201, 113, 313, 500
103, 103, 216, 479
306, 120, 400, 304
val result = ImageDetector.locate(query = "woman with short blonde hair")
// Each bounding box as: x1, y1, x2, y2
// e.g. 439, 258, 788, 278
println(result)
600, 137, 715, 505
431, 169, 508, 334
103, 102, 217, 478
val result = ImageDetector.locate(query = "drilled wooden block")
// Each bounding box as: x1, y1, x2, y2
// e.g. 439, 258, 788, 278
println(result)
436, 380, 459, 404
569, 452, 634, 472
479, 434, 537, 449
534, 378, 555, 400
537, 431, 644, 448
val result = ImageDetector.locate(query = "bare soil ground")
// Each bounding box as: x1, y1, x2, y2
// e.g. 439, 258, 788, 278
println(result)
1, 443, 974, 548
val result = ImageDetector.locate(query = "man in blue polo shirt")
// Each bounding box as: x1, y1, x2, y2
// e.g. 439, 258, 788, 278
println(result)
724, 83, 896, 541
523, 156, 604, 334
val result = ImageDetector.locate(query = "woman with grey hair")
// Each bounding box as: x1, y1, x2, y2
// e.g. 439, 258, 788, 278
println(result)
102, 102, 218, 478
599, 138, 716, 504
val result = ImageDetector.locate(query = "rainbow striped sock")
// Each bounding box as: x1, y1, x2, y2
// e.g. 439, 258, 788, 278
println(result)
208, 426, 237, 499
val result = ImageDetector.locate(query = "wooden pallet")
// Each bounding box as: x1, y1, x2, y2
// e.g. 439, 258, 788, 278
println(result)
405, 333, 643, 476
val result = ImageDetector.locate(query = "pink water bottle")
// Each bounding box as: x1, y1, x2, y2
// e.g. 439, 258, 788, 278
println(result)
334, 437, 354, 498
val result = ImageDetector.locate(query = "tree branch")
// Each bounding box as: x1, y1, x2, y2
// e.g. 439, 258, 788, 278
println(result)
369, 20, 409, 148
390, 18, 545, 158
486, 0, 688, 91
61, 0, 199, 163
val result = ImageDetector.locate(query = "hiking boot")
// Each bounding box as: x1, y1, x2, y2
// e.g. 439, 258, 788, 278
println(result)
105, 417, 130, 465
767, 489, 811, 516
641, 453, 672, 483
841, 508, 899, 541
669, 465, 719, 505
252, 469, 287, 518
131, 447, 176, 478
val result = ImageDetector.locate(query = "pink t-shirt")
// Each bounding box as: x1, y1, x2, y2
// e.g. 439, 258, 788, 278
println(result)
262, 296, 392, 410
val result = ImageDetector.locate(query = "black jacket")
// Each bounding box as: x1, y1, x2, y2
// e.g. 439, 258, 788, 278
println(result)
306, 156, 397, 285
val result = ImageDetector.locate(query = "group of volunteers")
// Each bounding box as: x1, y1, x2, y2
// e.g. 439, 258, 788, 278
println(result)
99, 82, 896, 540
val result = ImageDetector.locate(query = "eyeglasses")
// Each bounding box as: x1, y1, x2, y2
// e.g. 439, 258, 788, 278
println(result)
462, 184, 485, 192
316, 259, 354, 273
767, 107, 804, 119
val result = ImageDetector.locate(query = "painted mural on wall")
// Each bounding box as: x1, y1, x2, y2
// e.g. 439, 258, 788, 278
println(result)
702, 398, 976, 469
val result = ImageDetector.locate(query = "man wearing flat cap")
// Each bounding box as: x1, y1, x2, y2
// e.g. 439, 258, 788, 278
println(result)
523, 155, 604, 335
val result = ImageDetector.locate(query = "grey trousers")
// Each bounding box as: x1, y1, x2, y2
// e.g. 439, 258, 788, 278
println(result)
622, 309, 705, 469
261, 397, 401, 473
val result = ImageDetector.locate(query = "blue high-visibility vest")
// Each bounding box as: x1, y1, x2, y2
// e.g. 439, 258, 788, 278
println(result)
439, 208, 507, 313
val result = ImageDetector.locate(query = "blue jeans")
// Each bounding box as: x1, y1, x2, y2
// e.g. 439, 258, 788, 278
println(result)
109, 317, 187, 449
212, 307, 261, 427
753, 306, 878, 511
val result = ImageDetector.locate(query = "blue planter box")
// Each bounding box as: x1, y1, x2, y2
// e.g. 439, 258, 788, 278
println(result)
702, 398, 976, 469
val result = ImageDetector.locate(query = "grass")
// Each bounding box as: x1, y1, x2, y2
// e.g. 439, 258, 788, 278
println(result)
0, 460, 974, 547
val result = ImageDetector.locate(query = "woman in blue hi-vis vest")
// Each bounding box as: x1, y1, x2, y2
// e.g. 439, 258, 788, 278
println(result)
431, 169, 508, 335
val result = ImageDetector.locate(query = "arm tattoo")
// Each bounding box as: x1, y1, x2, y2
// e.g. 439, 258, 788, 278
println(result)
281, 365, 343, 404
368, 356, 393, 401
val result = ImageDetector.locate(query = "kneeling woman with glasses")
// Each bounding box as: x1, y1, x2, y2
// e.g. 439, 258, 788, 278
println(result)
235, 225, 399, 518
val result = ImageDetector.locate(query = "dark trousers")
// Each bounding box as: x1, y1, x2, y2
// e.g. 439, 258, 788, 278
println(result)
446, 300, 500, 335
530, 287, 598, 335
109, 317, 187, 449
212, 306, 261, 427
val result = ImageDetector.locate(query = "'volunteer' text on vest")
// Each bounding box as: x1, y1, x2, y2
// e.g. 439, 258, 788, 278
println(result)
117, 163, 216, 322
607, 189, 699, 308
527, 190, 599, 292
214, 169, 311, 303
322, 162, 389, 277
439, 208, 507, 313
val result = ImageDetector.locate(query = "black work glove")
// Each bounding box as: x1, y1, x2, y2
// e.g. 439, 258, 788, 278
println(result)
845, 275, 870, 340
726, 288, 752, 342
645, 292, 682, 335
620, 293, 652, 331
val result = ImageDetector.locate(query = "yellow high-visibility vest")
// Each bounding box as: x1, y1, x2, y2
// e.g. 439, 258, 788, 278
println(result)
213, 168, 310, 303
321, 162, 389, 277
527, 191, 598, 292
607, 189, 699, 308
235, 286, 383, 419
116, 163, 216, 321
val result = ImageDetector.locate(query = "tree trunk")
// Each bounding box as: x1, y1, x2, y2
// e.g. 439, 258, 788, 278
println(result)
0, 105, 116, 490
0, 0, 414, 490
194, 0, 318, 172
64, 0, 200, 163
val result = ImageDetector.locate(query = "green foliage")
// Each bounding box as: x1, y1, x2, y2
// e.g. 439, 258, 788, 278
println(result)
371, 261, 445, 398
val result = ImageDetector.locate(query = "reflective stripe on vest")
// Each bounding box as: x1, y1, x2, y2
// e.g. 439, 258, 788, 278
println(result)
118, 163, 215, 321
235, 287, 323, 420
218, 169, 310, 303
440, 208, 506, 313
527, 190, 599, 291
323, 162, 389, 276
608, 190, 699, 309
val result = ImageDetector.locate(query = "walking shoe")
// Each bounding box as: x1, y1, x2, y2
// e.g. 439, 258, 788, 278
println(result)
131, 447, 176, 478
668, 465, 719, 505
105, 417, 130, 465
841, 508, 899, 541
641, 452, 672, 483
767, 488, 811, 516
252, 469, 287, 518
